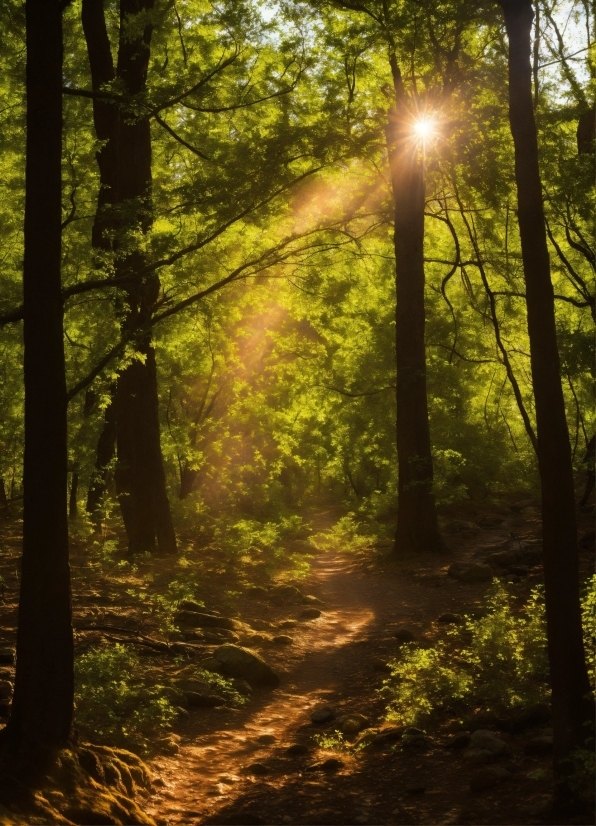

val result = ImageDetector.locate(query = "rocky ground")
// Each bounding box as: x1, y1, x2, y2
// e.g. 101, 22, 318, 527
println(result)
0, 494, 594, 826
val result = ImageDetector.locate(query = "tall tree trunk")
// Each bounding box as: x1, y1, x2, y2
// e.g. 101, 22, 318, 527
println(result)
385, 64, 444, 556
499, 0, 593, 794
2, 0, 73, 757
82, 0, 176, 554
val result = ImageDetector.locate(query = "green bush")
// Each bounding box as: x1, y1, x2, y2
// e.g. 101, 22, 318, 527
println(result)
74, 645, 177, 752
382, 583, 549, 727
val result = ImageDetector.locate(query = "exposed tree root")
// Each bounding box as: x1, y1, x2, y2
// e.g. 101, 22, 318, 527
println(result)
0, 744, 155, 825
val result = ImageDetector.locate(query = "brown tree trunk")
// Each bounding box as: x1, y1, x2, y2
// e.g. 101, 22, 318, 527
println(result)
385, 68, 444, 556
499, 0, 593, 794
69, 467, 79, 521
82, 0, 176, 554
2, 0, 73, 757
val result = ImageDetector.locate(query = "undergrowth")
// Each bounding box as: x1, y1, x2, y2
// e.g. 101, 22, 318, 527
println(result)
382, 578, 596, 728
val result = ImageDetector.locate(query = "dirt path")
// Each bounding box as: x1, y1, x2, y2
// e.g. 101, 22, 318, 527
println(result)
145, 505, 566, 826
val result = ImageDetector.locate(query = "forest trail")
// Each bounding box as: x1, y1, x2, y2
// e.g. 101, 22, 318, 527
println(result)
145, 504, 563, 826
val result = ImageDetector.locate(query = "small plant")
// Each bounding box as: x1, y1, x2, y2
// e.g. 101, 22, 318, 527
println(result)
313, 730, 350, 752
581, 574, 596, 690
311, 513, 375, 553
74, 644, 177, 753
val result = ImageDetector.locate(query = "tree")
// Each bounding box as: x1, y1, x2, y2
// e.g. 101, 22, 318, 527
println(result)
498, 0, 593, 795
1, 0, 73, 757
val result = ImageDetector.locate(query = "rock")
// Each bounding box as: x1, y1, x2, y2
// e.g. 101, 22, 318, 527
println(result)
200, 657, 225, 674
311, 705, 335, 724
448, 562, 493, 583
306, 758, 344, 772
169, 642, 203, 656
463, 748, 493, 765
337, 713, 370, 735
202, 628, 239, 643
0, 681, 13, 700
279, 620, 297, 629
175, 611, 236, 630
177, 600, 205, 613
272, 635, 293, 645
256, 734, 276, 745
437, 612, 463, 624
302, 595, 322, 606
370, 727, 403, 747
231, 678, 253, 697
524, 735, 553, 756
246, 586, 269, 601
300, 608, 321, 620
251, 619, 274, 631
186, 692, 225, 708
579, 530, 595, 549
213, 645, 280, 688
246, 762, 269, 776
469, 766, 511, 792
406, 785, 426, 795
239, 633, 268, 646
286, 744, 309, 756
269, 584, 303, 605
469, 729, 507, 755
160, 686, 189, 708
0, 649, 14, 665
394, 628, 417, 643
445, 732, 471, 750
0, 699, 10, 717
372, 658, 392, 674
402, 728, 428, 749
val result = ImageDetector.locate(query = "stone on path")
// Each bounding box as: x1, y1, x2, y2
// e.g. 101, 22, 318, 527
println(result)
337, 713, 370, 735
256, 734, 276, 745
213, 644, 280, 688
0, 680, 13, 700
286, 743, 309, 756
272, 635, 293, 645
186, 692, 224, 708
0, 649, 14, 665
305, 758, 344, 772
269, 584, 303, 605
311, 705, 335, 724
300, 607, 321, 620
246, 762, 270, 776
445, 732, 471, 750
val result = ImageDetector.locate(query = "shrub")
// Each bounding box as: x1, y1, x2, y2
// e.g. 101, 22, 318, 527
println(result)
74, 645, 177, 752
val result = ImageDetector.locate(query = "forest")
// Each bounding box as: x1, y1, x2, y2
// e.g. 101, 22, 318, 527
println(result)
0, 0, 594, 824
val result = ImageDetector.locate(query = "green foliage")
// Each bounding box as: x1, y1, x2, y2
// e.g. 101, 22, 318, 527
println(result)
74, 645, 178, 753
581, 575, 596, 690
310, 512, 376, 553
313, 730, 352, 752
382, 583, 554, 727
383, 643, 473, 727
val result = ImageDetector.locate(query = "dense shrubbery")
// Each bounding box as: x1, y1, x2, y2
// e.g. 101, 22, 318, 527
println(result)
382, 578, 596, 728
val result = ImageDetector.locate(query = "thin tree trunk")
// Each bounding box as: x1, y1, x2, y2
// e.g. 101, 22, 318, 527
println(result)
2, 0, 73, 757
82, 0, 176, 554
69, 467, 79, 521
86, 388, 117, 519
385, 59, 444, 556
499, 0, 593, 796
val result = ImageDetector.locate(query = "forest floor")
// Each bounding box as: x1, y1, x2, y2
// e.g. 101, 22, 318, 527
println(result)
0, 494, 594, 826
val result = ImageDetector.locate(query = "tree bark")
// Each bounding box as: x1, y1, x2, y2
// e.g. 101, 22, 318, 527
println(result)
2, 0, 73, 757
82, 0, 176, 554
499, 0, 593, 791
86, 388, 117, 519
385, 69, 444, 556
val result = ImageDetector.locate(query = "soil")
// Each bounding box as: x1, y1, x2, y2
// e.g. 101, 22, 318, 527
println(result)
0, 494, 593, 826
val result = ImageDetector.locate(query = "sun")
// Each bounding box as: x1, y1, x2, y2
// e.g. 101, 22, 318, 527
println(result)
412, 117, 437, 141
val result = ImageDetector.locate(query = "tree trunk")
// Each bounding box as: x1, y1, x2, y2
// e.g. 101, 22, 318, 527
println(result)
82, 0, 176, 554
86, 388, 117, 519
499, 0, 593, 793
69, 467, 79, 521
385, 77, 444, 556
2, 0, 73, 757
